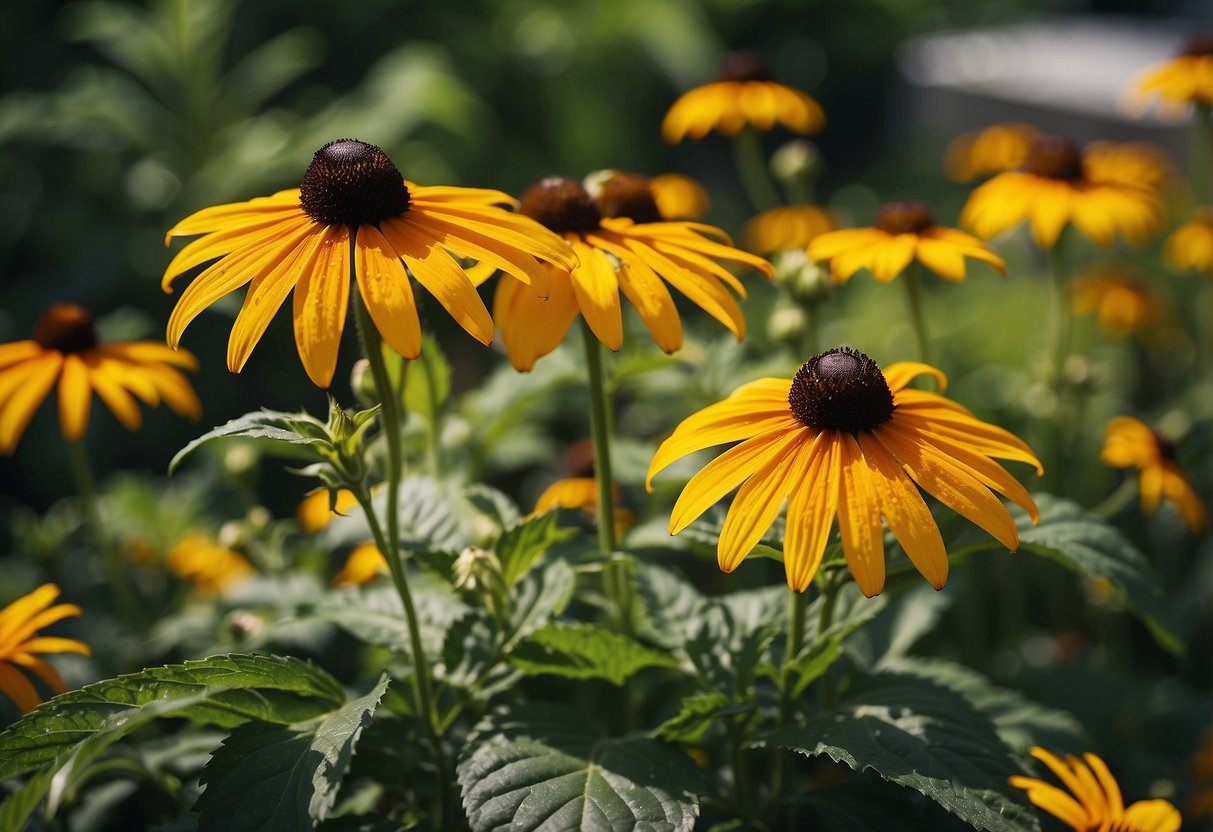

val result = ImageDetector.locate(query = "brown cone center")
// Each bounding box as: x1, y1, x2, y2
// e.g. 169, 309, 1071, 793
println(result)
519, 177, 602, 233
788, 347, 894, 433
1024, 137, 1084, 181
876, 201, 935, 235
594, 172, 663, 223
1180, 33, 1213, 57
717, 51, 773, 83
299, 139, 410, 227
33, 303, 98, 354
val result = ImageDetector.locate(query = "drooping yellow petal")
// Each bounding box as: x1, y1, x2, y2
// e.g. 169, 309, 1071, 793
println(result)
0, 663, 42, 713
0, 352, 61, 455
85, 359, 142, 431
1121, 799, 1182, 832
646, 408, 800, 491
354, 224, 423, 360
836, 433, 886, 597
883, 362, 948, 393
0, 342, 42, 370
57, 354, 92, 441
568, 240, 623, 351
1008, 775, 1090, 831
783, 433, 839, 592
493, 268, 579, 372
717, 431, 812, 573
292, 224, 350, 388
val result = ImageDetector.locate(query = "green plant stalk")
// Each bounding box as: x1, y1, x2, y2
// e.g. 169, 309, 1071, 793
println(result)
580, 321, 632, 632
420, 352, 443, 479
901, 264, 931, 364
353, 293, 450, 829
733, 126, 783, 212
1047, 240, 1072, 393
799, 298, 821, 357
816, 574, 841, 707
1093, 477, 1139, 520
727, 718, 753, 818
770, 588, 808, 800
1191, 103, 1212, 205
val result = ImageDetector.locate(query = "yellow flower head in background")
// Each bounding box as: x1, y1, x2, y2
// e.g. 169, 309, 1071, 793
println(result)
944, 122, 1041, 182
161, 138, 576, 387
1082, 141, 1178, 191
531, 476, 634, 534
296, 487, 359, 533
1102, 416, 1206, 533
1009, 747, 1181, 832
646, 348, 1042, 595
649, 173, 711, 221
167, 532, 254, 593
662, 51, 825, 143
487, 174, 773, 371
743, 205, 835, 254
809, 201, 1005, 283
962, 136, 1165, 249
0, 584, 90, 713
1164, 210, 1213, 275
0, 303, 201, 455
332, 542, 388, 587
1129, 33, 1213, 118
1071, 270, 1164, 338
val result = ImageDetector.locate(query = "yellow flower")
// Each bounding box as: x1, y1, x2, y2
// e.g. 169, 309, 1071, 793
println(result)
0, 303, 200, 455
649, 173, 711, 221
162, 139, 576, 387
167, 532, 254, 592
1129, 35, 1213, 118
1164, 210, 1213, 275
809, 202, 1005, 283
944, 122, 1041, 182
743, 205, 835, 254
962, 136, 1165, 249
1102, 416, 1206, 533
488, 176, 773, 371
1009, 747, 1181, 832
1082, 141, 1178, 190
1071, 271, 1163, 338
332, 542, 388, 587
531, 476, 634, 534
0, 584, 90, 713
296, 487, 359, 533
662, 52, 824, 143
646, 348, 1042, 595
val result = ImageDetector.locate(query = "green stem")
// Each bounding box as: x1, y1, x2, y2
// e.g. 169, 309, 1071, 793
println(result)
1047, 240, 1072, 394
727, 718, 753, 817
732, 127, 783, 212
1092, 477, 1139, 520
771, 588, 808, 801
798, 299, 821, 357
421, 352, 443, 479
1190, 103, 1212, 205
353, 293, 450, 830
902, 265, 931, 365
816, 574, 842, 707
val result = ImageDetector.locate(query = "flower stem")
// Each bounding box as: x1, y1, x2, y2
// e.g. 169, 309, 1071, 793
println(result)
353, 292, 450, 828
1047, 239, 1071, 394
1190, 103, 1212, 205
1092, 476, 1138, 520
901, 264, 931, 365
732, 127, 783, 212
771, 588, 808, 800
580, 321, 632, 632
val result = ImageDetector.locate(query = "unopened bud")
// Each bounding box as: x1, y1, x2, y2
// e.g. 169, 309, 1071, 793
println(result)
771, 139, 821, 185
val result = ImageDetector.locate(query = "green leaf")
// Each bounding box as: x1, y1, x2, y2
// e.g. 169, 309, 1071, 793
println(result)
510, 623, 680, 686
633, 563, 704, 650
403, 334, 451, 427
495, 510, 577, 588
1017, 495, 1180, 654
441, 609, 500, 690
759, 671, 1040, 832
170, 409, 329, 473
321, 477, 468, 553
685, 599, 778, 694
304, 575, 469, 657
194, 674, 390, 832
458, 705, 704, 831
505, 559, 576, 648
463, 483, 523, 533
653, 693, 753, 744
0, 655, 344, 781
0, 766, 54, 829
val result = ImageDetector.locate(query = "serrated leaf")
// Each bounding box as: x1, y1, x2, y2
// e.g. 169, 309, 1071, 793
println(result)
758, 671, 1040, 832
194, 674, 389, 832
685, 600, 778, 694
170, 410, 329, 473
463, 483, 522, 532
0, 655, 344, 781
441, 609, 500, 690
1017, 495, 1180, 654
505, 559, 576, 648
653, 693, 753, 744
633, 564, 704, 650
304, 575, 469, 657
510, 623, 680, 686
403, 334, 452, 427
458, 705, 704, 831
495, 510, 577, 588
320, 477, 468, 553
842, 584, 948, 669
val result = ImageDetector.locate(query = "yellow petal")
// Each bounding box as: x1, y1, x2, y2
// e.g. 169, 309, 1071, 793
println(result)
837, 433, 885, 597
292, 224, 350, 388
0, 352, 61, 454
354, 224, 422, 360
493, 269, 578, 372
783, 433, 839, 592
717, 431, 811, 573
57, 354, 92, 442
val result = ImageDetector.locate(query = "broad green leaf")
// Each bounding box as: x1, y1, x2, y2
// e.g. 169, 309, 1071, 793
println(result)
0, 655, 344, 781
495, 510, 577, 588
653, 693, 753, 744
505, 559, 576, 648
440, 609, 500, 691
633, 563, 703, 650
194, 674, 390, 832
758, 671, 1040, 832
842, 584, 948, 668
0, 766, 54, 829
463, 483, 523, 533
685, 599, 779, 694
170, 409, 329, 473
510, 623, 679, 686
783, 638, 843, 701
321, 477, 468, 553
458, 705, 704, 831
403, 334, 452, 427
1017, 495, 1180, 654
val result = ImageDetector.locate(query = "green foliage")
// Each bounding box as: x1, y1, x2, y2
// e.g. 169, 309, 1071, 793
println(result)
653, 692, 753, 743
402, 334, 452, 429
510, 623, 680, 685
457, 706, 705, 832
495, 509, 577, 588
321, 477, 469, 553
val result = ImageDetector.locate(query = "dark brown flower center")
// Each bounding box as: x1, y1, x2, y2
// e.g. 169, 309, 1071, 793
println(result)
717, 51, 773, 83
33, 303, 98, 354
299, 139, 410, 227
788, 347, 894, 433
519, 177, 602, 233
1023, 137, 1084, 181
1153, 431, 1177, 461
876, 202, 935, 235
1180, 33, 1213, 57
593, 172, 663, 223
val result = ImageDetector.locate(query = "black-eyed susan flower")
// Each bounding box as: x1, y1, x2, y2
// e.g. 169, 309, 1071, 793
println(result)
808, 202, 1005, 284
333, 542, 388, 587
944, 122, 1041, 182
0, 303, 200, 455
1129, 34, 1213, 119
488, 175, 773, 371
650, 173, 711, 221
1071, 270, 1164, 338
661, 52, 824, 143
166, 532, 254, 593
1102, 416, 1206, 533
0, 583, 90, 713
1164, 210, 1213, 274
1083, 141, 1179, 191
531, 476, 634, 533
645, 348, 1042, 595
161, 139, 576, 387
962, 136, 1165, 249
296, 487, 359, 533
1009, 747, 1181, 832
743, 205, 835, 255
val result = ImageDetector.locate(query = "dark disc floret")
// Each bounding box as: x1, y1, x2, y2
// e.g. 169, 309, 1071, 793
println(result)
1180, 33, 1213, 57
876, 201, 935, 235
593, 172, 663, 223
519, 177, 602, 233
299, 139, 410, 227
788, 347, 894, 433
1153, 430, 1178, 461
718, 51, 773, 83
1023, 137, 1084, 181
33, 303, 98, 354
